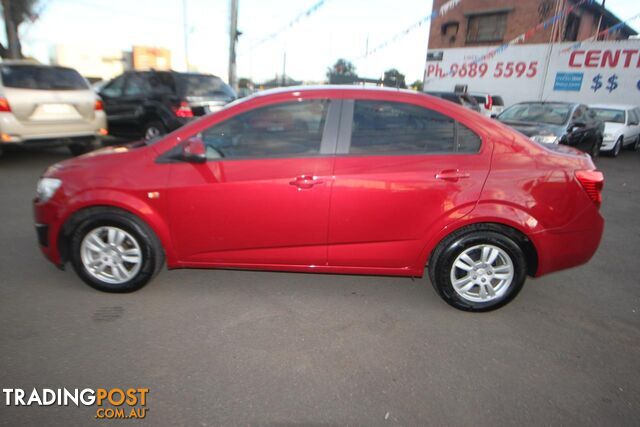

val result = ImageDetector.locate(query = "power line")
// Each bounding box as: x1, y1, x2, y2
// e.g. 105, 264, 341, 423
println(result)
239, 0, 328, 55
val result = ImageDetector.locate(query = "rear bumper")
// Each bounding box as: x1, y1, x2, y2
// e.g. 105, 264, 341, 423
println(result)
0, 111, 106, 144
533, 206, 604, 277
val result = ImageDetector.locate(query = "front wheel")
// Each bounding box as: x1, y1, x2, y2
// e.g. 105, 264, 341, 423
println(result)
69, 209, 164, 292
610, 138, 622, 157
428, 228, 527, 312
143, 121, 167, 141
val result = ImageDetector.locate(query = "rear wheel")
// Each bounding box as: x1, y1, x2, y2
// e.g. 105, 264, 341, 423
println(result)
428, 227, 527, 312
610, 137, 622, 157
69, 209, 164, 292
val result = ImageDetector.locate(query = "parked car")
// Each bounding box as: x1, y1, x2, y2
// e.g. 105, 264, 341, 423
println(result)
33, 86, 604, 312
424, 91, 481, 113
470, 92, 505, 117
589, 104, 640, 156
99, 70, 236, 140
0, 61, 106, 156
497, 101, 603, 157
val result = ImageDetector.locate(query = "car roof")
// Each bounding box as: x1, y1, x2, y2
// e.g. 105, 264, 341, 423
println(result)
254, 84, 420, 98
589, 104, 637, 110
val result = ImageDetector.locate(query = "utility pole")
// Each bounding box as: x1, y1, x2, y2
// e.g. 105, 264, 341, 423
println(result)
281, 51, 286, 86
183, 0, 189, 70
228, 0, 239, 91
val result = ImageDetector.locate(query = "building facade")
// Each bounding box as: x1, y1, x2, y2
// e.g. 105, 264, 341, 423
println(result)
428, 0, 637, 49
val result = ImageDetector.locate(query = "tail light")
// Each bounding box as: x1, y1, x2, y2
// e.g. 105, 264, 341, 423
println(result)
0, 97, 11, 112
173, 101, 194, 118
575, 170, 604, 209
94, 99, 104, 111
484, 95, 493, 110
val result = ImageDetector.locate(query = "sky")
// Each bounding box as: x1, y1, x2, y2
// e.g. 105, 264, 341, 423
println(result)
11, 0, 640, 84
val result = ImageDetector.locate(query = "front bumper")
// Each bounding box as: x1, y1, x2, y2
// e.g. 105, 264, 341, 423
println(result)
33, 197, 64, 266
600, 139, 616, 151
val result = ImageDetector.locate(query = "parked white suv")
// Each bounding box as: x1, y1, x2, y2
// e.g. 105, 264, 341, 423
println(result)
589, 104, 640, 157
0, 61, 107, 156
470, 92, 505, 117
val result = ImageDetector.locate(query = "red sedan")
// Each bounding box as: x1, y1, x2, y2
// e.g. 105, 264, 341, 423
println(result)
33, 86, 604, 311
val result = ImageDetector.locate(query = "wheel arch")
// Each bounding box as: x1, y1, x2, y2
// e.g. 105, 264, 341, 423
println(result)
420, 217, 540, 277
56, 195, 176, 267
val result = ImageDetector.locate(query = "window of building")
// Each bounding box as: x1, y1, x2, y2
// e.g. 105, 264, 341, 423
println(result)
466, 13, 508, 43
349, 101, 481, 155
563, 12, 581, 41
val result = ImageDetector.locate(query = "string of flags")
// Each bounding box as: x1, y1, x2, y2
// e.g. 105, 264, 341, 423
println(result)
559, 12, 640, 53
242, 0, 328, 54
424, 0, 598, 83
356, 0, 463, 60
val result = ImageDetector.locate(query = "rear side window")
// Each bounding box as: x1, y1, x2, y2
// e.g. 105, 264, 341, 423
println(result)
0, 65, 88, 90
492, 96, 504, 106
201, 100, 328, 159
177, 74, 236, 99
350, 101, 481, 155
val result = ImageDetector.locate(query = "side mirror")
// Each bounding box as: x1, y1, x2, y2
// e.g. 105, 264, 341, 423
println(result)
177, 137, 206, 163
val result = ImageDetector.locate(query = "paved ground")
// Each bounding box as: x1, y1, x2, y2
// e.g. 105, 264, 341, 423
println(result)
0, 145, 639, 426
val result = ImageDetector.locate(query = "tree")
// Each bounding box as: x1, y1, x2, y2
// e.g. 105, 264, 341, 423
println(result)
382, 68, 407, 89
410, 79, 424, 92
1, 0, 41, 59
326, 58, 357, 84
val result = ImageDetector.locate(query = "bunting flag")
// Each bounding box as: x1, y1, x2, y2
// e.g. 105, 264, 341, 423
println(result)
425, 0, 600, 83
559, 12, 640, 53
242, 0, 328, 54
356, 0, 462, 60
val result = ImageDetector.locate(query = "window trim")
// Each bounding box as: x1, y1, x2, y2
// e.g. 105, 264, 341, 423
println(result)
158, 99, 342, 163
336, 99, 483, 157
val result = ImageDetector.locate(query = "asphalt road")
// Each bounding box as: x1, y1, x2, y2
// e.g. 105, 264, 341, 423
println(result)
1, 145, 639, 426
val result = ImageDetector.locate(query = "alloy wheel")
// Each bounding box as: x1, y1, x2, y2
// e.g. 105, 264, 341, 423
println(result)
450, 244, 514, 303
80, 226, 142, 284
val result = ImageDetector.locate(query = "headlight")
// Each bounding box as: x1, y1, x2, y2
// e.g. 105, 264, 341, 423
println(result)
603, 133, 613, 140
36, 178, 62, 202
530, 135, 559, 144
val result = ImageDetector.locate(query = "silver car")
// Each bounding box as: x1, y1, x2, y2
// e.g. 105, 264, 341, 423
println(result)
0, 61, 107, 156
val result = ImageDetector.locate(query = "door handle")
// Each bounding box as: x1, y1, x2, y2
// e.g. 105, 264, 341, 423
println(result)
435, 169, 470, 182
289, 175, 324, 189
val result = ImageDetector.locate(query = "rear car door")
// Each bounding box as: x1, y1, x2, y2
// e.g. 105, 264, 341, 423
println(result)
165, 98, 340, 266
327, 99, 491, 270
117, 73, 150, 136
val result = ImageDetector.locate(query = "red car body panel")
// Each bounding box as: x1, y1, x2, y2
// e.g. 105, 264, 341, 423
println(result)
33, 86, 604, 280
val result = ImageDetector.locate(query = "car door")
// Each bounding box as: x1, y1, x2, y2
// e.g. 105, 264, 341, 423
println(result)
99, 75, 126, 135
627, 109, 640, 144
566, 105, 591, 152
327, 99, 491, 270
165, 98, 340, 266
117, 73, 150, 136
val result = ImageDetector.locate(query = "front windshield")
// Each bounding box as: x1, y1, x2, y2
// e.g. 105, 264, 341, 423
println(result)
498, 103, 571, 125
590, 108, 625, 124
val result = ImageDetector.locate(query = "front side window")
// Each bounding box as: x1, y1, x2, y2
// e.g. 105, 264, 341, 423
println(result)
124, 74, 149, 96
200, 100, 329, 160
350, 101, 480, 155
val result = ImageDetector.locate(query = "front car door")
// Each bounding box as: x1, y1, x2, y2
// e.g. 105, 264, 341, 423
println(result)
164, 98, 340, 267
327, 98, 492, 272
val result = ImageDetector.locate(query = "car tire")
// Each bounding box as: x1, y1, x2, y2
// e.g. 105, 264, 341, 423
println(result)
590, 138, 601, 159
143, 120, 167, 141
69, 208, 164, 293
610, 137, 622, 157
428, 226, 527, 312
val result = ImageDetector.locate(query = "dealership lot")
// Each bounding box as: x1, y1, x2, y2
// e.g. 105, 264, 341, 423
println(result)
1, 146, 639, 425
